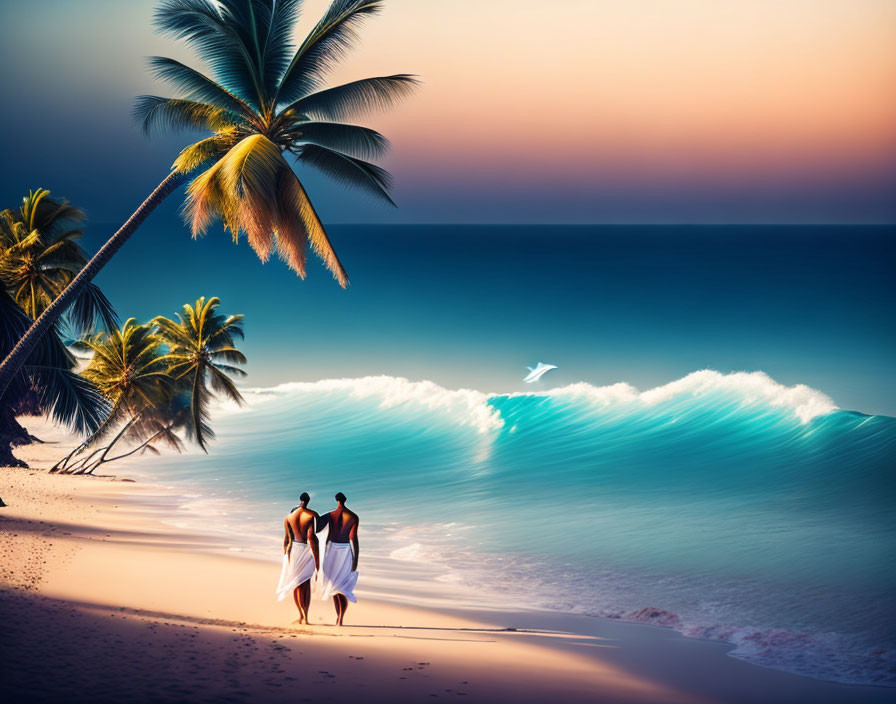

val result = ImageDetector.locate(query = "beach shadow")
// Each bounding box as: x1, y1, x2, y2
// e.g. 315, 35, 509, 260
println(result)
0, 514, 226, 549
25, 593, 604, 647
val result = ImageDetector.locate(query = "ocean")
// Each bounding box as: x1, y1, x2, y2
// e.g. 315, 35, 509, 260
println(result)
98, 224, 895, 686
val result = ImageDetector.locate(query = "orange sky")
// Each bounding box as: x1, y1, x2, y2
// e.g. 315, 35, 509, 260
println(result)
2, 0, 895, 221
313, 0, 896, 185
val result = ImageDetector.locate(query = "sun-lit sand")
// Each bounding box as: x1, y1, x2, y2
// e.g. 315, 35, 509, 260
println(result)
1, 418, 891, 703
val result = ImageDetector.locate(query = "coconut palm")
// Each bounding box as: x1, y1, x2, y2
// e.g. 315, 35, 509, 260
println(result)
101, 392, 191, 465
0, 189, 118, 334
0, 0, 417, 400
56, 298, 247, 472
55, 319, 171, 473
154, 296, 246, 451
82, 319, 172, 415
0, 287, 109, 469
62, 386, 193, 475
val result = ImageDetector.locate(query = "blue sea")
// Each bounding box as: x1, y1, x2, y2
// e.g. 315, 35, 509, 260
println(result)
97, 224, 895, 687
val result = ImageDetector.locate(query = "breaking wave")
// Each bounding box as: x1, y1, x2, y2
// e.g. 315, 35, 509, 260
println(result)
142, 370, 894, 686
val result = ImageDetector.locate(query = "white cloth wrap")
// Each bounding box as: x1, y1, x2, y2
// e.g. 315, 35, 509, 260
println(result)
275, 542, 316, 601
319, 542, 358, 603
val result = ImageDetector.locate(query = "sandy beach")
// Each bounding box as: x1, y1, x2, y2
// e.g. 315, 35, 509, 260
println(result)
0, 419, 890, 704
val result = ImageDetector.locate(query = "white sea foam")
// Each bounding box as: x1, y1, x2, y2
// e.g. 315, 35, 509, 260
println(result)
506, 369, 837, 424
223, 370, 837, 432
238, 375, 505, 434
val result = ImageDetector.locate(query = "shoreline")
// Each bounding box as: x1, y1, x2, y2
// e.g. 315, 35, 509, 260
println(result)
2, 420, 893, 702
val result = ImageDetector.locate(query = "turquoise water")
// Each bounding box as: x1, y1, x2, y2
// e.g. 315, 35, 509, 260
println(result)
131, 370, 896, 686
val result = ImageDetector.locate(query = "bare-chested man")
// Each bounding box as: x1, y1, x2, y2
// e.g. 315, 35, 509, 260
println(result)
315, 492, 359, 626
275, 492, 320, 624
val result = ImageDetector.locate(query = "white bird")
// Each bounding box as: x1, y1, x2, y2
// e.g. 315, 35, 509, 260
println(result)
523, 362, 557, 383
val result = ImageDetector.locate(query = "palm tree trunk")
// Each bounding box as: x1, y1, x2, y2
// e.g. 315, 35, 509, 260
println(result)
51, 400, 124, 472
77, 413, 141, 475
89, 422, 173, 472
50, 441, 87, 473
0, 171, 185, 403
63, 444, 108, 474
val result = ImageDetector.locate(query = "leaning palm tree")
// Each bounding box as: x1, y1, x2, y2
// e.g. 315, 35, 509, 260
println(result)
0, 189, 118, 334
56, 319, 173, 473
64, 387, 192, 475
0, 0, 417, 400
154, 296, 246, 451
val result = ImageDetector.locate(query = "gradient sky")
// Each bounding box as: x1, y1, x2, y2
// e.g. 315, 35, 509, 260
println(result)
1, 1, 894, 415
1, 0, 895, 223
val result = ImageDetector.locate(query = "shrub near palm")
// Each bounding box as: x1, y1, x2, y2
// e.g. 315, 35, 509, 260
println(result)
0, 0, 418, 398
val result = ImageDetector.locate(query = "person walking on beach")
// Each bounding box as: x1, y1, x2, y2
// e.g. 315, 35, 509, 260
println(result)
316, 492, 359, 626
276, 492, 320, 624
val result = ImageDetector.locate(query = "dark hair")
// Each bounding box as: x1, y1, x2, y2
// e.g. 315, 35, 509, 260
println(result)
299, 492, 310, 503
335, 492, 347, 503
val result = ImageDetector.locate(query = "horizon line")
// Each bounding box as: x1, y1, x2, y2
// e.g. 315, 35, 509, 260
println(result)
87, 220, 896, 227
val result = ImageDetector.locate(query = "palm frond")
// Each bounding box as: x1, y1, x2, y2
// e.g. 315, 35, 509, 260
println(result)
154, 0, 265, 108
211, 362, 248, 377
281, 74, 419, 121
148, 56, 257, 119
258, 0, 304, 95
21, 190, 86, 235
296, 143, 394, 206
184, 134, 282, 261
210, 347, 248, 365
133, 96, 238, 136
25, 365, 110, 436
291, 122, 388, 160
275, 0, 384, 106
154, 316, 199, 348
207, 364, 244, 403
172, 133, 238, 173
0, 288, 37, 404
275, 167, 349, 286
208, 314, 245, 341
190, 366, 212, 451
67, 282, 119, 336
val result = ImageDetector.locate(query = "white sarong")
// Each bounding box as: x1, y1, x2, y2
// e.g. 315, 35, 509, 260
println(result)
319, 542, 358, 603
275, 542, 316, 601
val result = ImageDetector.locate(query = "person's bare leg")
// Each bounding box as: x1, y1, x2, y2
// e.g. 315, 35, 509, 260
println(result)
332, 595, 343, 625
299, 580, 311, 623
336, 594, 348, 626
293, 587, 306, 624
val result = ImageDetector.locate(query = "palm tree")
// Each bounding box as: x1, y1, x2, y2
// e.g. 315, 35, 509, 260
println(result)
0, 288, 109, 470
0, 189, 118, 334
56, 298, 248, 472
95, 392, 191, 468
0, 0, 417, 401
0, 189, 117, 482
57, 319, 174, 473
62, 386, 192, 475
154, 296, 246, 451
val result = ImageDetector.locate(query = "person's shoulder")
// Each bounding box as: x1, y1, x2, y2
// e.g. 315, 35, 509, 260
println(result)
348, 508, 359, 521
307, 509, 320, 517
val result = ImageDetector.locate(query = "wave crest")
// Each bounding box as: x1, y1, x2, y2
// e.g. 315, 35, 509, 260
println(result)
502, 370, 837, 424
244, 375, 504, 434
234, 370, 838, 434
